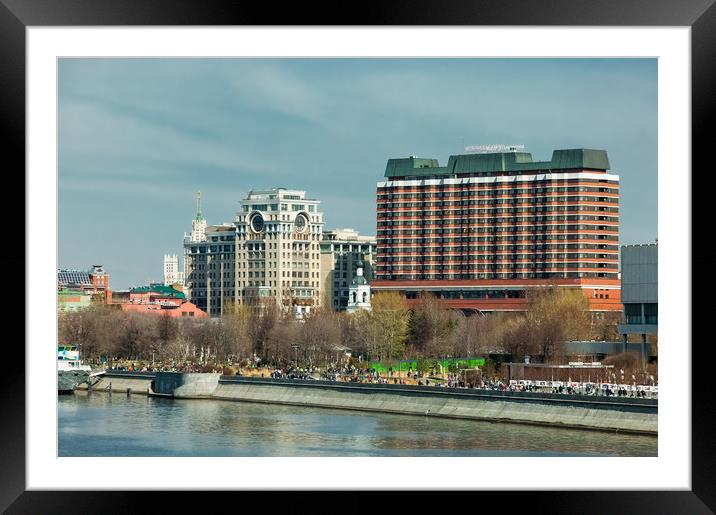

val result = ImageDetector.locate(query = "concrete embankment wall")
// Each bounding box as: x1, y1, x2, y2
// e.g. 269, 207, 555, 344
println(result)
76, 373, 657, 434
76, 371, 220, 398
153, 372, 220, 397
213, 378, 658, 435
75, 372, 155, 395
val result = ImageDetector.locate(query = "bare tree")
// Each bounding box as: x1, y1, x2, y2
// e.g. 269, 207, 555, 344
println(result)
252, 298, 279, 362
300, 308, 341, 368
366, 292, 410, 363
208, 320, 234, 363
222, 303, 254, 361
264, 313, 299, 367
162, 333, 193, 364
58, 310, 86, 346
499, 313, 532, 361
524, 286, 591, 361
343, 309, 370, 359
590, 311, 622, 341
453, 313, 487, 358
115, 312, 160, 361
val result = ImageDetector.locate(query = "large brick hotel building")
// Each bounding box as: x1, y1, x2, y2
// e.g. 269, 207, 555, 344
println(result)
371, 147, 622, 313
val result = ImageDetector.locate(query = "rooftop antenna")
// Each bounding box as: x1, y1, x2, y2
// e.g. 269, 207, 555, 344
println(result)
195, 191, 203, 221
465, 144, 525, 154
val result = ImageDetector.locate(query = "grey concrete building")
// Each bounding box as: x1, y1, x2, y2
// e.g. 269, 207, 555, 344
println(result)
184, 224, 236, 316
319, 229, 376, 311
618, 243, 658, 364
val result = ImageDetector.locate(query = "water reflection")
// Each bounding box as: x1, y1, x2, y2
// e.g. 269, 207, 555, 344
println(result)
58, 392, 657, 457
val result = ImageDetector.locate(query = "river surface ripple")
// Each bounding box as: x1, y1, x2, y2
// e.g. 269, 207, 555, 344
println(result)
59, 391, 657, 457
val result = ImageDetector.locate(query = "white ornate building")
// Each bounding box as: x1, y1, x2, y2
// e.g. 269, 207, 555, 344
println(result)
163, 254, 185, 287
186, 191, 207, 244
234, 188, 324, 318
183, 188, 324, 318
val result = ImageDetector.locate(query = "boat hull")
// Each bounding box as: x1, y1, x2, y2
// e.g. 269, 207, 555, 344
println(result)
58, 369, 89, 393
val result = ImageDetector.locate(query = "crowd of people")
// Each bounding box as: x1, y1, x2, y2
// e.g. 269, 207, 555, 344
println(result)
107, 361, 226, 374
265, 368, 657, 398
478, 379, 655, 398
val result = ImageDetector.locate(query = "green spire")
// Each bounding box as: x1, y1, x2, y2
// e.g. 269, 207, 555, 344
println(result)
195, 191, 203, 221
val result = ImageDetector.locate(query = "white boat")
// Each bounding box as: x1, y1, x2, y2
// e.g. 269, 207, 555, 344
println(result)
58, 345, 92, 393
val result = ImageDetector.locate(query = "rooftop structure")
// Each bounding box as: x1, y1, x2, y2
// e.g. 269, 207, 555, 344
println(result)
384, 149, 610, 179
57, 269, 93, 287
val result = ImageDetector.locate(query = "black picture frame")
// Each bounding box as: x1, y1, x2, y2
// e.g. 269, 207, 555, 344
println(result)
3, 0, 712, 512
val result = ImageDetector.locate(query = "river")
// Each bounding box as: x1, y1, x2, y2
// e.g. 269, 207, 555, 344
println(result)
59, 391, 657, 457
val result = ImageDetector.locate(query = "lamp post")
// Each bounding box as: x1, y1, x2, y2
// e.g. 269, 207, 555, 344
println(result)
292, 343, 299, 370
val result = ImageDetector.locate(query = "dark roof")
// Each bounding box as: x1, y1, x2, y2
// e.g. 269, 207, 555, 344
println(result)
384, 149, 610, 178
57, 269, 92, 286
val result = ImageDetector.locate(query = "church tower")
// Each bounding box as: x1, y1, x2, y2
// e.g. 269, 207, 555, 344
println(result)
346, 258, 371, 313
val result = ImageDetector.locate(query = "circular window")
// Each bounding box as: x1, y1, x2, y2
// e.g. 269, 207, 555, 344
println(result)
250, 213, 265, 233
295, 213, 308, 233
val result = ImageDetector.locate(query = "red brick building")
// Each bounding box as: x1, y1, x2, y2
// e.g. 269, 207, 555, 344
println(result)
372, 148, 621, 313
57, 265, 112, 304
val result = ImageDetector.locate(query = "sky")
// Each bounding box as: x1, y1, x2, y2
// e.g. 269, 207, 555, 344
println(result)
58, 58, 657, 290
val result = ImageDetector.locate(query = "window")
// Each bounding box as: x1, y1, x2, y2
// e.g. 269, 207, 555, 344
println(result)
644, 303, 658, 324
625, 303, 642, 324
